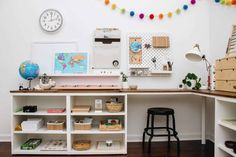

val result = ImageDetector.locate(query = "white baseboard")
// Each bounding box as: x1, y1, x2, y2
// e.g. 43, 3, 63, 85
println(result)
0, 134, 11, 142
206, 133, 215, 143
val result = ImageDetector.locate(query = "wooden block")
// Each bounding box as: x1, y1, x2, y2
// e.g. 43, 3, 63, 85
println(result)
152, 36, 169, 48
215, 80, 236, 92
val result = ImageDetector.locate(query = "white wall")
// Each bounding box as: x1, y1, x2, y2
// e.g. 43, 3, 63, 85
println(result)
0, 0, 233, 142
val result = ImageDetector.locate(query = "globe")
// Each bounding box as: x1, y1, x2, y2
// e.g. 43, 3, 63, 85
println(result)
19, 60, 39, 80
130, 41, 142, 53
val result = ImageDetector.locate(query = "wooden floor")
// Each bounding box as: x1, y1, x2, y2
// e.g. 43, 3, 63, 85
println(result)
0, 140, 214, 157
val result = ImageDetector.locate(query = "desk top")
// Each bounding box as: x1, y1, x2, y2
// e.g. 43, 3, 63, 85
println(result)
10, 89, 236, 98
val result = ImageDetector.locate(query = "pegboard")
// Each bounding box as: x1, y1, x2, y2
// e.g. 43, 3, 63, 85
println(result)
127, 32, 172, 73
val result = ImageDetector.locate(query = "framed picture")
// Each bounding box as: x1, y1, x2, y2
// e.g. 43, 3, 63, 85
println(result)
54, 52, 89, 74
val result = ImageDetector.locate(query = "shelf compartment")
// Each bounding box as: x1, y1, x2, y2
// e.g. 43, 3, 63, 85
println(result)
218, 143, 236, 157
70, 134, 126, 155
218, 120, 236, 131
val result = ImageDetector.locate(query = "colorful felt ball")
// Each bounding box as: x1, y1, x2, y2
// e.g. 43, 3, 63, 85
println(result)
183, 4, 189, 10
167, 12, 173, 18
111, 4, 116, 10
215, 0, 220, 2
104, 0, 110, 5
191, 0, 196, 5
159, 13, 164, 20
139, 13, 144, 19
121, 8, 126, 14
149, 14, 154, 20
176, 8, 181, 14
232, 0, 236, 4
130, 11, 135, 17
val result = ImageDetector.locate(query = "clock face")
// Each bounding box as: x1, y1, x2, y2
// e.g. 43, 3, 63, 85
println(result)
39, 9, 63, 32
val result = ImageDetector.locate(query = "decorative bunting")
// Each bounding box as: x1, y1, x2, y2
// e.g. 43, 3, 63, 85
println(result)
100, 0, 198, 21
215, 0, 236, 5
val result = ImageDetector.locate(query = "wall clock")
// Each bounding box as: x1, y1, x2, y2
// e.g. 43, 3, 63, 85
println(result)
39, 9, 63, 32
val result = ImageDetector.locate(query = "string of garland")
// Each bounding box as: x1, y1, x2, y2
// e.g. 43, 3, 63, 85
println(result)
101, 0, 198, 21
214, 0, 236, 5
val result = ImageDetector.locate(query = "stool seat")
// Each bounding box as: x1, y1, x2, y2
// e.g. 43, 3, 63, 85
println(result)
148, 107, 174, 115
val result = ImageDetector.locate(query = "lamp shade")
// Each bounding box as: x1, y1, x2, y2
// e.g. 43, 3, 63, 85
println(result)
185, 46, 203, 62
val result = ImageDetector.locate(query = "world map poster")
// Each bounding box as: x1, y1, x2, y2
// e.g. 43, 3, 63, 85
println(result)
54, 52, 88, 74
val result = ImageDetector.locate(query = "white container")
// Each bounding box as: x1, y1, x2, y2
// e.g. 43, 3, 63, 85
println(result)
21, 118, 44, 131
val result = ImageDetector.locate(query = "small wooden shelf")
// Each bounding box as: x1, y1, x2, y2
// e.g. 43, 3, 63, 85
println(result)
14, 127, 67, 134
48, 73, 120, 77
218, 120, 236, 131
13, 111, 66, 116
218, 144, 236, 157
71, 128, 125, 134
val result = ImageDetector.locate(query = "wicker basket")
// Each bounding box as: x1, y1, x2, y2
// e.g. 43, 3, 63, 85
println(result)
73, 140, 91, 151
47, 121, 64, 130
74, 120, 92, 130
99, 123, 122, 131
106, 102, 123, 112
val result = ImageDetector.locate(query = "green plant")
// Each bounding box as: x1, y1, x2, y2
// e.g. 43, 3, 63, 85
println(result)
182, 73, 202, 90
120, 72, 128, 82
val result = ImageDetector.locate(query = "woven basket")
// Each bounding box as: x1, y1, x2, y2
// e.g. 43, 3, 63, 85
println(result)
74, 121, 91, 130
73, 140, 91, 151
106, 102, 123, 112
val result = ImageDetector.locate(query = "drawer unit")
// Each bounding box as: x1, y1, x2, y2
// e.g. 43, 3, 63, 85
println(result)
215, 57, 236, 70
215, 69, 236, 80
215, 80, 236, 92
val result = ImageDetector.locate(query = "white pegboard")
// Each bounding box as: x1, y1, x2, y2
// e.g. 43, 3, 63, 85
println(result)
127, 32, 172, 72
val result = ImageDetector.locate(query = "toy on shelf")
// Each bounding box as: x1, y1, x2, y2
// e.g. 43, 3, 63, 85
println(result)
21, 118, 44, 131
34, 73, 56, 90
72, 106, 91, 113
97, 141, 121, 150
47, 108, 66, 113
99, 118, 122, 131
21, 138, 42, 150
23, 106, 37, 113
41, 140, 67, 151
95, 99, 103, 112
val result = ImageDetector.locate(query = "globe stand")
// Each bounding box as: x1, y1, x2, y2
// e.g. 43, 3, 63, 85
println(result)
27, 78, 33, 90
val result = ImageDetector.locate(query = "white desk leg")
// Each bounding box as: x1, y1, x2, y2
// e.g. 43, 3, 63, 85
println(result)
201, 97, 206, 144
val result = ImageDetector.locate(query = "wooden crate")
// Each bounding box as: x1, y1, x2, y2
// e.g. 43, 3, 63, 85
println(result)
215, 80, 236, 92
215, 57, 236, 70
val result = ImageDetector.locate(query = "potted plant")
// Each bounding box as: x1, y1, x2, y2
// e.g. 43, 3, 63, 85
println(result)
181, 73, 202, 90
120, 72, 128, 89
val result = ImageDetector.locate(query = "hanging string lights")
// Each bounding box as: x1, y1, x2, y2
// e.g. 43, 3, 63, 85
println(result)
100, 0, 198, 21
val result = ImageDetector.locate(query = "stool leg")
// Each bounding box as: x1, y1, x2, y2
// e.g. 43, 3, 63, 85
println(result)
166, 115, 171, 151
172, 114, 180, 155
143, 112, 150, 147
148, 114, 154, 152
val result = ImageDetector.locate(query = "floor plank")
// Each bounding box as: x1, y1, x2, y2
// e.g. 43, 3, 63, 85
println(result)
0, 140, 214, 157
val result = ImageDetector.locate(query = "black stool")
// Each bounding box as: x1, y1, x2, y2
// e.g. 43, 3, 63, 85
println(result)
142, 107, 180, 154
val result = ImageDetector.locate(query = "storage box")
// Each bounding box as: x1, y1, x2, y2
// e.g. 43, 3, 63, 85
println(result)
215, 56, 236, 92
99, 120, 122, 131
21, 118, 44, 131
47, 121, 65, 130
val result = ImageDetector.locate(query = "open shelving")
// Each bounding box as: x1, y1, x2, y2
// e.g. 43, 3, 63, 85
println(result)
215, 98, 236, 157
11, 93, 127, 155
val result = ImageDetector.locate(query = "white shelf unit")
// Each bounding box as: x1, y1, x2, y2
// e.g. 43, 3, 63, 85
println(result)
215, 97, 236, 157
11, 93, 127, 155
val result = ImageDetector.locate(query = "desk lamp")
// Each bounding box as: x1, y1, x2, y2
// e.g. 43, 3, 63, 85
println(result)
185, 44, 212, 90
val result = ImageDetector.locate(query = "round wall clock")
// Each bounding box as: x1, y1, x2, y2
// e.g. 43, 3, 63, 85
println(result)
39, 9, 63, 32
